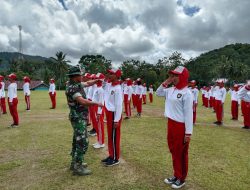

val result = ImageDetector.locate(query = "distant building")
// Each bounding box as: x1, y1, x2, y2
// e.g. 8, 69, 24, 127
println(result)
4, 81, 49, 91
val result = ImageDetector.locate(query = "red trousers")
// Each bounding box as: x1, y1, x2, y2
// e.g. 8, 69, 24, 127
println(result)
202, 94, 205, 105
136, 95, 142, 113
204, 97, 209, 108
193, 102, 197, 124
89, 105, 98, 131
167, 118, 189, 181
1, 97, 7, 113
241, 100, 246, 116
142, 95, 146, 104
8, 98, 19, 125
49, 92, 56, 108
215, 100, 223, 122
106, 110, 122, 160
25, 95, 30, 110
209, 97, 213, 108
96, 108, 104, 144
149, 93, 153, 103
132, 94, 137, 108
231, 100, 238, 120
124, 94, 131, 117
243, 102, 250, 127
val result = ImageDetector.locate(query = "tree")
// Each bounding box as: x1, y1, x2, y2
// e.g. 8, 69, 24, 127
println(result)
79, 54, 111, 74
50, 51, 70, 90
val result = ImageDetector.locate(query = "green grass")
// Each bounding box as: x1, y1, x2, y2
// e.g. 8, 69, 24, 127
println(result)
0, 91, 249, 190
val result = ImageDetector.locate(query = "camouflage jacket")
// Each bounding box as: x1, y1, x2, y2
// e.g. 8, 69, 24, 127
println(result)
65, 80, 88, 121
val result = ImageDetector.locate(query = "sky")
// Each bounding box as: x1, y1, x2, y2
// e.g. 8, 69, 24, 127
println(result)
0, 0, 249, 65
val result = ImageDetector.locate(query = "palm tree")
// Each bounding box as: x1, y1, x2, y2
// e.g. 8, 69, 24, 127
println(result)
50, 51, 70, 90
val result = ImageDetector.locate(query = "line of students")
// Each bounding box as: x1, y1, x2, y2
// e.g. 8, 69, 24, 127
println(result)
201, 80, 250, 129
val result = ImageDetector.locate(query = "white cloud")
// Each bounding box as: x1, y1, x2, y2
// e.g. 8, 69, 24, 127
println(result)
0, 0, 249, 65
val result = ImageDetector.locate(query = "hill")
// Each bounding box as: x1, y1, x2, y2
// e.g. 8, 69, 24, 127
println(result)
186, 43, 250, 85
0, 52, 48, 71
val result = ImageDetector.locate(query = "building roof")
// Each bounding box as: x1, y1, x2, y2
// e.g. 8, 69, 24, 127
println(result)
4, 80, 49, 90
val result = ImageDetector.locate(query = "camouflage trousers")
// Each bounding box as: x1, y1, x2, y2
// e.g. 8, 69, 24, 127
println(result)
70, 119, 89, 164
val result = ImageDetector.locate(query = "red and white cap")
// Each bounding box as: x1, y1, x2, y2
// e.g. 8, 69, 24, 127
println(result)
90, 74, 96, 79
95, 73, 105, 80
50, 78, 55, 83
23, 76, 31, 83
0, 75, 4, 81
84, 73, 91, 79
190, 80, 196, 84
169, 66, 185, 75
217, 79, 224, 84
8, 73, 17, 80
136, 78, 141, 81
107, 68, 122, 78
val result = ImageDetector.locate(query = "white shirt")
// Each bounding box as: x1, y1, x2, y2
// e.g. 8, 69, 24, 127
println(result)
156, 85, 193, 135
132, 85, 137, 94
238, 86, 250, 102
190, 87, 199, 103
92, 86, 104, 114
214, 87, 227, 103
135, 85, 144, 98
204, 90, 210, 99
229, 90, 239, 102
105, 84, 123, 122
7, 82, 17, 102
49, 83, 56, 94
0, 81, 5, 98
104, 81, 111, 105
143, 86, 147, 95
149, 87, 153, 94
123, 85, 133, 100
23, 82, 31, 96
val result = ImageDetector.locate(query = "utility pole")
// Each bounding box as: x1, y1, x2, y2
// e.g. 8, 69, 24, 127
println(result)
18, 25, 24, 61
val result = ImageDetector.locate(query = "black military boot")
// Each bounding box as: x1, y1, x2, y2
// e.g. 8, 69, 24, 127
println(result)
70, 161, 88, 170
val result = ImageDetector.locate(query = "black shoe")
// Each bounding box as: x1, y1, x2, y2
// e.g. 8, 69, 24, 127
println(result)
104, 159, 120, 167
89, 129, 97, 136
124, 116, 130, 120
171, 179, 186, 189
213, 121, 219, 124
216, 121, 223, 126
242, 126, 250, 129
164, 176, 177, 184
101, 156, 112, 163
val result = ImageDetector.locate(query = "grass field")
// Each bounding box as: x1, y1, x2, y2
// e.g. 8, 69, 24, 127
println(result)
0, 91, 249, 190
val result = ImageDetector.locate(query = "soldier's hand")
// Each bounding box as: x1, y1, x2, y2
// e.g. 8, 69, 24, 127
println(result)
114, 122, 119, 129
97, 103, 103, 107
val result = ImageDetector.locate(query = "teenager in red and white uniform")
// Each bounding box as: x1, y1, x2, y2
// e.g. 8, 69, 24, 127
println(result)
49, 79, 56, 109
149, 85, 154, 103
142, 83, 147, 104
135, 78, 143, 117
101, 68, 123, 167
189, 80, 199, 124
201, 86, 206, 106
156, 66, 193, 189
123, 78, 133, 119
88, 74, 98, 136
228, 84, 240, 120
0, 75, 7, 114
238, 81, 250, 129
213, 80, 227, 126
92, 73, 105, 148
132, 81, 137, 108
7, 73, 19, 127
205, 86, 210, 108
23, 76, 31, 111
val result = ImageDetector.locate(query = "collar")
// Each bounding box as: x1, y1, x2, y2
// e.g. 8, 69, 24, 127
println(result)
112, 81, 120, 86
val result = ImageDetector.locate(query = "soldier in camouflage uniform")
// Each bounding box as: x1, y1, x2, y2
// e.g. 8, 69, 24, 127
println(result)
65, 66, 102, 176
